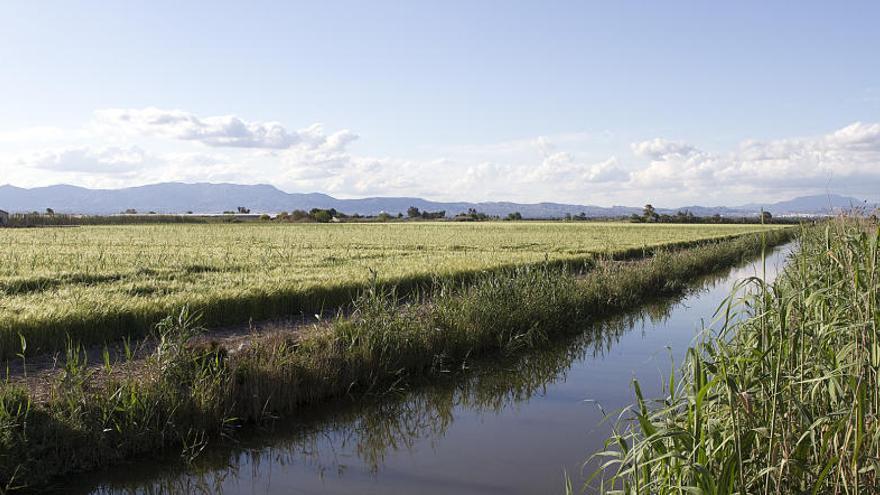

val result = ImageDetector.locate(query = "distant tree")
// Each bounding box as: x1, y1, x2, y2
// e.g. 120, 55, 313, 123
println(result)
291, 209, 309, 221
397, 212, 403, 218
259, 213, 271, 221
311, 209, 333, 223
407, 206, 421, 218
674, 210, 696, 223
458, 208, 489, 221
124, 208, 138, 215
420, 210, 445, 220
506, 211, 523, 221
45, 208, 55, 216
643, 204, 659, 222
237, 206, 251, 214
564, 213, 572, 221
377, 212, 393, 222
761, 210, 773, 224
629, 213, 644, 223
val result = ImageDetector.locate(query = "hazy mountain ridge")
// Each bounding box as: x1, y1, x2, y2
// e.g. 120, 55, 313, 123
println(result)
0, 183, 872, 218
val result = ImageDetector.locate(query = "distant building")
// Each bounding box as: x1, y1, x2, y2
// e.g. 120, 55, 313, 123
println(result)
0, 209, 8, 227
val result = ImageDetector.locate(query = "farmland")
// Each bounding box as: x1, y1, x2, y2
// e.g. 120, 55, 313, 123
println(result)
0, 222, 782, 357
0, 223, 795, 488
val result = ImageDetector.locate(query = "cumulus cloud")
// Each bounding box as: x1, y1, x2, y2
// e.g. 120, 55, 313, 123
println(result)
5, 107, 880, 205
628, 122, 880, 201
528, 139, 628, 185
631, 138, 701, 160
95, 108, 358, 151
825, 122, 880, 150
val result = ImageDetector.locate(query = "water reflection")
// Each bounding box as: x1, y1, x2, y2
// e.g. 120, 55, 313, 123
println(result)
70, 244, 794, 495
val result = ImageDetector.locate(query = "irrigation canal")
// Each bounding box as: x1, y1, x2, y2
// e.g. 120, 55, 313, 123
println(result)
65, 243, 796, 495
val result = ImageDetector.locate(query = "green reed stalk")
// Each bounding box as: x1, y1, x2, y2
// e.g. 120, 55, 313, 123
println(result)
589, 216, 879, 494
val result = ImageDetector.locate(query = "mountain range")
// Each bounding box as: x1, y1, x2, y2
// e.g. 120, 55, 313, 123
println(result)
0, 183, 873, 218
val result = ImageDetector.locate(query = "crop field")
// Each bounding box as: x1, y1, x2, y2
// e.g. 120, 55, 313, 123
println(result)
0, 222, 781, 356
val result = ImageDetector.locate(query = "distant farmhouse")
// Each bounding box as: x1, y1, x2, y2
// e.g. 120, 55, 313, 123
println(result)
0, 209, 8, 227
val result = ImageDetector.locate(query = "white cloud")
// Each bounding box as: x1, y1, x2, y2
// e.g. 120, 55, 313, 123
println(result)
631, 138, 701, 161
826, 121, 880, 149
628, 122, 880, 203
94, 108, 359, 151
528, 140, 628, 185
4, 108, 880, 206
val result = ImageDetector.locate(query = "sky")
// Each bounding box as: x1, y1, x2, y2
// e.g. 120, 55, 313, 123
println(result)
1, 1, 879, 207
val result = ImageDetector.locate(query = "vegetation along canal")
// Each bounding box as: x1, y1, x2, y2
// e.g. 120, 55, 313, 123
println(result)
61, 242, 796, 495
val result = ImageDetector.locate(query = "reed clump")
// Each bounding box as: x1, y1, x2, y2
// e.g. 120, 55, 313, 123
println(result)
0, 229, 794, 489
589, 217, 879, 494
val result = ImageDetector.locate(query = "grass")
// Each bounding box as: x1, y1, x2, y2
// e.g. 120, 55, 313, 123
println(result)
0, 222, 782, 358
587, 217, 879, 494
0, 228, 794, 490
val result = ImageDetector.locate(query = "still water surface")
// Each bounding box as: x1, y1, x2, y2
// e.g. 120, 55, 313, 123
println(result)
69, 244, 794, 494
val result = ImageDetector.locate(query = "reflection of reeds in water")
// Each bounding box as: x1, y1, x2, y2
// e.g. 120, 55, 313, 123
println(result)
80, 243, 794, 495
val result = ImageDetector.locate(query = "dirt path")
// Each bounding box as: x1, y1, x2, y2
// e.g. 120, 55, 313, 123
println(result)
2, 312, 333, 402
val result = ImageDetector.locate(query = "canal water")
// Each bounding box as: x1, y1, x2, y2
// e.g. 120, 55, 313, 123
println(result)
67, 244, 795, 495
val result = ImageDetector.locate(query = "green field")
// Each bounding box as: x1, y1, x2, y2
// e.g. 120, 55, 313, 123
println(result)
0, 222, 781, 356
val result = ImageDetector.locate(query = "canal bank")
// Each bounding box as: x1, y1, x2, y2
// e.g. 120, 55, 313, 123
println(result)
61, 241, 797, 494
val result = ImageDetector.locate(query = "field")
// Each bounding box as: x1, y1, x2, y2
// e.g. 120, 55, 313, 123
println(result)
0, 222, 781, 357
0, 224, 795, 488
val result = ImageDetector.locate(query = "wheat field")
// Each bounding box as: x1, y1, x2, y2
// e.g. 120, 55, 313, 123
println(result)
0, 222, 780, 356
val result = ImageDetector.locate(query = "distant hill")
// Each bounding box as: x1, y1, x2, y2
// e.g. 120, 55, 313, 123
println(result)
0, 183, 872, 218
742, 194, 875, 216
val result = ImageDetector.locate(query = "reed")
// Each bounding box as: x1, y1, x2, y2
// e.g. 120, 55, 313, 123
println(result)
588, 217, 878, 494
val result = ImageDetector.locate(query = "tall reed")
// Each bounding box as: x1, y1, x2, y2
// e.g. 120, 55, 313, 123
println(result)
588, 217, 878, 494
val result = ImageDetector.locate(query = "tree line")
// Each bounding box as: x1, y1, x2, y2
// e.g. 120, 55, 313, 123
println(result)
630, 204, 776, 224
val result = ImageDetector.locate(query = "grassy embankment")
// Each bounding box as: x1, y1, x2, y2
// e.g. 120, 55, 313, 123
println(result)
588, 217, 878, 494
0, 223, 781, 358
0, 228, 794, 490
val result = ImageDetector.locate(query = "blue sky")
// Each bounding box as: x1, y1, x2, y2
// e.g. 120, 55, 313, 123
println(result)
1, 1, 879, 206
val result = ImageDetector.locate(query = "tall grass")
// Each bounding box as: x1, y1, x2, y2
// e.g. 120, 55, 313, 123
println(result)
588, 217, 878, 494
0, 222, 785, 358
0, 229, 794, 489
